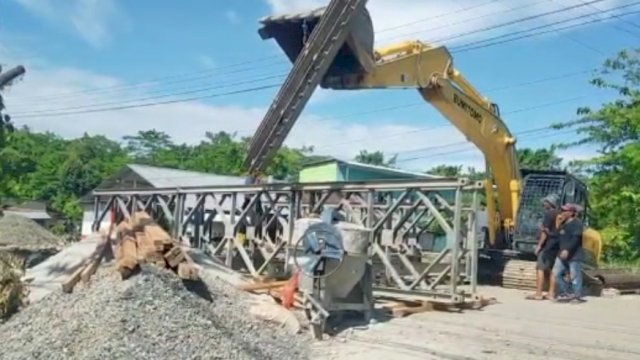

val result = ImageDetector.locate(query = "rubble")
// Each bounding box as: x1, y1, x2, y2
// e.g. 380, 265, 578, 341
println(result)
0, 263, 310, 360
0, 213, 63, 250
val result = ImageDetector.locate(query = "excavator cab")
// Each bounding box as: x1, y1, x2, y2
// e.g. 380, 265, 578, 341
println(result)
511, 169, 598, 265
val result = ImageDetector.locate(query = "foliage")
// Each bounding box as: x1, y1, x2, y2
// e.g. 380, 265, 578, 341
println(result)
354, 150, 397, 167
517, 147, 562, 170
553, 48, 640, 262
1, 48, 638, 265
0, 128, 309, 226
426, 164, 463, 177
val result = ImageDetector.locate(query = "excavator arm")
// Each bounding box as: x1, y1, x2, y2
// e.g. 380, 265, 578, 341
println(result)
250, 3, 607, 291
321, 41, 522, 244
251, 3, 524, 245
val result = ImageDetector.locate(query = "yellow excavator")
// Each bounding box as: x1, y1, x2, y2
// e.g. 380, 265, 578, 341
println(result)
246, 1, 603, 289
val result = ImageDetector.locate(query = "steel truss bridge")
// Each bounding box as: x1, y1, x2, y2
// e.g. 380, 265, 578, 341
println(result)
92, 177, 484, 304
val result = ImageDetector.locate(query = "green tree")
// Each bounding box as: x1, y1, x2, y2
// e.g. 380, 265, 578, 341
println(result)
554, 48, 640, 262
426, 164, 463, 177
517, 147, 562, 170
354, 150, 397, 167
122, 130, 174, 164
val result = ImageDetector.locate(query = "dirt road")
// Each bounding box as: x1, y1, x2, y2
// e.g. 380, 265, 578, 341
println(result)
311, 286, 640, 360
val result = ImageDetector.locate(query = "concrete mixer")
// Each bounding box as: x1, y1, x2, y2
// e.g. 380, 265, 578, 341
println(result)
293, 211, 374, 339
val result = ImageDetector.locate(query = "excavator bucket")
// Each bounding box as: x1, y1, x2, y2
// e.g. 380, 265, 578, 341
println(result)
258, 5, 376, 78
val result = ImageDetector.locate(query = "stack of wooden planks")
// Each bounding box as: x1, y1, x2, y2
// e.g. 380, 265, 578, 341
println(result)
114, 211, 199, 281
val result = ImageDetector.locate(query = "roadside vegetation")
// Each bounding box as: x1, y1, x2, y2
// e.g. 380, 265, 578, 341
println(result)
1, 48, 638, 268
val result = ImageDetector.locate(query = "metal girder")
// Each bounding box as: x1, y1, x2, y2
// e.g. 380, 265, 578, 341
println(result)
92, 178, 481, 302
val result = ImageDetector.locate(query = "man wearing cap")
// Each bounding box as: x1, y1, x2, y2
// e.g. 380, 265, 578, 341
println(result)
552, 203, 586, 302
527, 193, 561, 300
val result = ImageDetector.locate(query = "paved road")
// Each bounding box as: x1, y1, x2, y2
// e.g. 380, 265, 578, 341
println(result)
22, 234, 102, 303
312, 286, 640, 360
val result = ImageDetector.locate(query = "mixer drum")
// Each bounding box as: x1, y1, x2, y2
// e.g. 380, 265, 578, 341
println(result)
298, 221, 370, 298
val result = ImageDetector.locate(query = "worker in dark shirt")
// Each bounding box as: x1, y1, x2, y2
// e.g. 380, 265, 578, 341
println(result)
552, 203, 585, 303
527, 194, 560, 300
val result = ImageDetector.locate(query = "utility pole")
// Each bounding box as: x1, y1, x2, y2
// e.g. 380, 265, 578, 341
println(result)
0, 65, 26, 149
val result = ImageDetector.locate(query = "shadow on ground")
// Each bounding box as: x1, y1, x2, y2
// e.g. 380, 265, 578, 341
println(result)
182, 278, 214, 302
324, 308, 393, 337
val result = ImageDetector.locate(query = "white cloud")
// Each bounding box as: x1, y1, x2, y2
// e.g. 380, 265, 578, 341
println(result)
2, 52, 475, 171
263, 0, 630, 47
10, 0, 127, 48
557, 146, 599, 164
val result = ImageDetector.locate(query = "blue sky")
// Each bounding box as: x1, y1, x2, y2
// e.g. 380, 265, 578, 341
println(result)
2, 0, 639, 171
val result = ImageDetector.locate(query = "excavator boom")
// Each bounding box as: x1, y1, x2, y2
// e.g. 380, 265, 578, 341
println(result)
254, 5, 521, 243
250, 2, 603, 290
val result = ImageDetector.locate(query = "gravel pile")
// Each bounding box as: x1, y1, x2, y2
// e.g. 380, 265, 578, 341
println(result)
0, 264, 310, 360
0, 213, 63, 249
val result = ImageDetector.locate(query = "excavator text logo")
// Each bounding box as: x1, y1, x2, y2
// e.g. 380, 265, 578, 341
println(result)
453, 93, 482, 123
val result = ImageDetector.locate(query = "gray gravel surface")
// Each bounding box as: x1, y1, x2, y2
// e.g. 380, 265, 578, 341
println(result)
0, 214, 63, 249
0, 263, 310, 360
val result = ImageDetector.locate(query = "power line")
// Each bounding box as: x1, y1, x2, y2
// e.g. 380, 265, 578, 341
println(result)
9, 0, 599, 105
11, 73, 288, 115
432, 0, 608, 44
11, 1, 621, 119
454, 7, 640, 53
13, 83, 281, 119
376, 0, 501, 33
575, 0, 640, 32
12, 55, 282, 102
394, 127, 577, 164
13, 2, 502, 104
309, 93, 592, 153
378, 0, 553, 43
9, 60, 288, 107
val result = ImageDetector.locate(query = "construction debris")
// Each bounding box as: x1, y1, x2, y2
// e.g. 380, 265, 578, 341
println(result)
0, 256, 28, 321
113, 212, 199, 281
0, 213, 64, 250
0, 263, 310, 360
0, 213, 63, 320
0, 214, 62, 269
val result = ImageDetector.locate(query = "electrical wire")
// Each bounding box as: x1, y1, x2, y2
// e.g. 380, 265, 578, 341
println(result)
452, 1, 640, 53
13, 83, 281, 119
12, 1, 505, 104
9, 0, 609, 106
12, 73, 288, 115
10, 1, 629, 124
308, 93, 592, 153
394, 127, 578, 164
12, 55, 283, 103
378, 0, 553, 44
430, 0, 608, 45
376, 0, 501, 34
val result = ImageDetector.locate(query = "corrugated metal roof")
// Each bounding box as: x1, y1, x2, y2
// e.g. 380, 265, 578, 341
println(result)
4, 210, 51, 220
127, 164, 247, 188
302, 157, 442, 179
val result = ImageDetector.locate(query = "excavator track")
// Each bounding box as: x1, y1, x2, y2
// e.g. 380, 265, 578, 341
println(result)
501, 259, 608, 296
244, 0, 368, 174
501, 259, 538, 290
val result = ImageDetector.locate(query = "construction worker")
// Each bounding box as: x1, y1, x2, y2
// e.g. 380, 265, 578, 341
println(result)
552, 203, 586, 303
527, 193, 560, 300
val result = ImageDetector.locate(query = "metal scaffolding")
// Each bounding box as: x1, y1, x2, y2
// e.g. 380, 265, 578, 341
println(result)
92, 178, 483, 304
